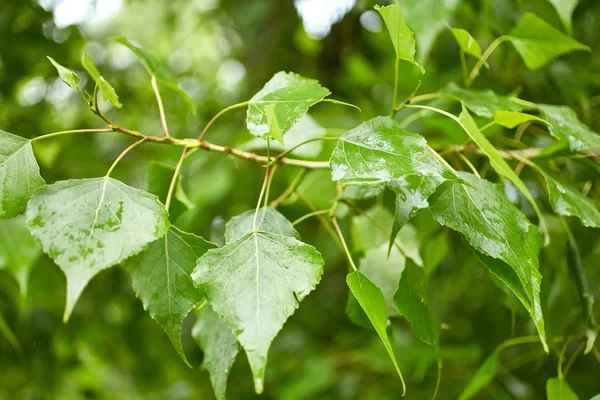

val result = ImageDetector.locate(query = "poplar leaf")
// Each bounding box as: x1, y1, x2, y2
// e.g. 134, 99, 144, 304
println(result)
441, 83, 524, 119
81, 53, 122, 108
225, 207, 299, 243
0, 215, 40, 296
537, 104, 600, 151
47, 56, 80, 88
125, 227, 216, 366
0, 130, 45, 219
25, 177, 170, 321
494, 111, 548, 129
543, 173, 600, 228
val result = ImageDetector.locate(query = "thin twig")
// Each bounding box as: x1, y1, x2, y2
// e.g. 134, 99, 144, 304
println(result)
165, 148, 188, 211
151, 75, 170, 137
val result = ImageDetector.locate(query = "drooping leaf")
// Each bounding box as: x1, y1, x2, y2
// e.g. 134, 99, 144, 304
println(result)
225, 207, 299, 243
346, 271, 406, 393
330, 116, 451, 187
374, 4, 424, 73
25, 177, 170, 321
192, 231, 324, 393
543, 173, 600, 228
346, 291, 373, 330
0, 130, 45, 219
394, 259, 440, 350
441, 82, 524, 119
81, 52, 122, 108
458, 351, 500, 400
494, 111, 548, 129
537, 104, 600, 151
451, 28, 482, 59
125, 226, 216, 367
111, 36, 197, 114
264, 104, 284, 145
246, 72, 330, 140
192, 305, 240, 400
47, 56, 80, 88
507, 13, 590, 70
147, 161, 193, 222
0, 215, 40, 296
428, 172, 547, 349
546, 0, 579, 34
546, 377, 579, 400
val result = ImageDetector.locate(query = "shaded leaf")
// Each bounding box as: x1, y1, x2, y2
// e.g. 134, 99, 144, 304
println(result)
458, 351, 499, 400
330, 116, 450, 187
0, 215, 40, 296
494, 111, 548, 129
247, 72, 330, 139
81, 53, 122, 108
441, 82, 523, 119
0, 130, 45, 219
508, 13, 589, 70
225, 207, 299, 243
25, 177, 170, 320
192, 231, 324, 393
543, 173, 600, 228
192, 305, 240, 400
537, 104, 600, 151
451, 28, 482, 59
342, 185, 385, 200
125, 227, 216, 366
47, 56, 80, 88
546, 377, 579, 400
347, 271, 406, 393
147, 161, 193, 222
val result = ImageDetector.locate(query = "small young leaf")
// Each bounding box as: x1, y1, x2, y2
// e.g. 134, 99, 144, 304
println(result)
546, 0, 579, 34
125, 227, 216, 367
0, 215, 40, 296
494, 111, 548, 129
441, 82, 524, 119
374, 4, 424, 73
147, 161, 193, 222
264, 104, 284, 145
192, 231, 324, 394
330, 116, 451, 187
451, 28, 482, 59
508, 13, 590, 70
537, 104, 600, 151
111, 36, 197, 114
0, 130, 45, 219
225, 207, 299, 243
47, 56, 80, 88
428, 172, 547, 349
192, 306, 240, 400
543, 173, 600, 228
25, 177, 170, 321
247, 72, 330, 140
81, 53, 122, 108
546, 377, 579, 400
346, 271, 406, 394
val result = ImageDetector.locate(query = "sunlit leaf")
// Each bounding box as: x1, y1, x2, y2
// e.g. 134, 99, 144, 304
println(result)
0, 215, 40, 296
537, 104, 600, 151
81, 53, 122, 108
125, 227, 216, 366
25, 177, 170, 321
543, 173, 600, 228
508, 13, 590, 70
0, 130, 45, 219
546, 377, 579, 400
47, 56, 80, 88
494, 111, 548, 129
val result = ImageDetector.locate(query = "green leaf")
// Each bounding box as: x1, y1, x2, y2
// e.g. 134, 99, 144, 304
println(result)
359, 242, 405, 315
246, 72, 330, 140
543, 173, 600, 228
374, 4, 425, 73
125, 226, 216, 367
111, 36, 197, 114
458, 351, 500, 400
264, 104, 284, 145
81, 53, 122, 108
494, 111, 548, 129
0, 312, 22, 355
537, 104, 600, 151
441, 82, 524, 119
192, 305, 240, 400
25, 177, 170, 321
546, 377, 579, 400
47, 56, 80, 88
394, 260, 440, 350
346, 271, 406, 393
428, 172, 547, 349
225, 207, 299, 243
451, 28, 482, 59
147, 161, 193, 222
0, 130, 45, 219
330, 116, 451, 187
508, 13, 590, 70
192, 231, 324, 393
547, 0, 579, 34
342, 185, 385, 200
0, 215, 40, 296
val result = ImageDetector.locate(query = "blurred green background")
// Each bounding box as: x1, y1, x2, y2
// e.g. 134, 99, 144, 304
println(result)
1, 0, 599, 399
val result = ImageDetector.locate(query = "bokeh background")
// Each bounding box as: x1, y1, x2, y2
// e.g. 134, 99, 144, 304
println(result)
1, 0, 600, 399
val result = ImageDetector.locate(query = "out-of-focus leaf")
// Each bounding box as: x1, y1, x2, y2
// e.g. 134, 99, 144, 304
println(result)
441, 82, 524, 119
0, 130, 45, 219
546, 0, 580, 34
47, 56, 80, 88
451, 28, 482, 59
543, 173, 600, 228
147, 161, 193, 222
192, 305, 240, 400
225, 207, 299, 243
346, 270, 406, 393
125, 227, 216, 367
537, 104, 600, 151
508, 13, 590, 70
342, 185, 385, 200
494, 111, 548, 129
0, 216, 40, 296
374, 4, 424, 73
81, 53, 122, 108
458, 351, 500, 400
25, 177, 170, 321
546, 377, 579, 400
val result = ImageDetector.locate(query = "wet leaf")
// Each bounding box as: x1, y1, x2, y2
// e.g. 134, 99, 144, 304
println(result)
225, 207, 299, 243
537, 104, 600, 151
543, 173, 600, 228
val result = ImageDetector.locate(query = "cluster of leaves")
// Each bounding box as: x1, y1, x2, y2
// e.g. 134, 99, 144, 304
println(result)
1, 1, 600, 399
